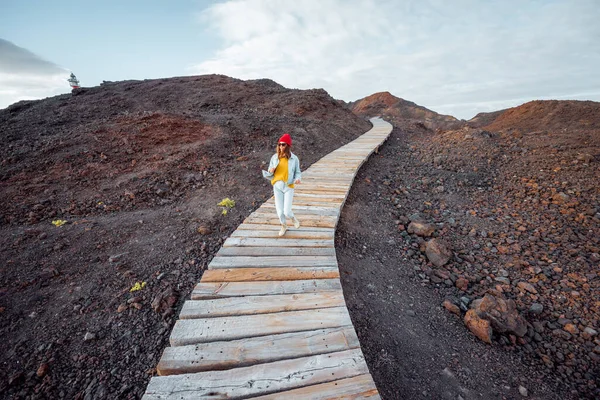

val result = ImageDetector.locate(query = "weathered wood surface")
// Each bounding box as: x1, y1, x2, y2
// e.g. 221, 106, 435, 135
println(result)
216, 246, 336, 257
143, 117, 392, 399
208, 255, 338, 269
223, 237, 335, 248
170, 306, 352, 345
229, 228, 334, 239
157, 327, 360, 375
251, 374, 381, 399
143, 349, 369, 400
191, 279, 342, 299
180, 292, 346, 318
201, 267, 340, 282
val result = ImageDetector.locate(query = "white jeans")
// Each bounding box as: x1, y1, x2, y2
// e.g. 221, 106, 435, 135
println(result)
273, 180, 295, 225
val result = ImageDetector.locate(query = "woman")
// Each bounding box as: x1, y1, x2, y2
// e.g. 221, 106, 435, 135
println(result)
266, 133, 302, 236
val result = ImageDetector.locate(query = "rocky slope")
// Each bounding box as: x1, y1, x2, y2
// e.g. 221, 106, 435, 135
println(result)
361, 99, 600, 398
0, 75, 370, 400
348, 91, 461, 130
467, 109, 506, 128
483, 100, 600, 133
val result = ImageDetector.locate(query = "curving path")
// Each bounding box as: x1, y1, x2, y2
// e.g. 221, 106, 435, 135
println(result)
142, 117, 393, 399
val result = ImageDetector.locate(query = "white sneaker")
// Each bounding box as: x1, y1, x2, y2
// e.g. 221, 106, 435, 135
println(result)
293, 217, 300, 229
278, 225, 287, 236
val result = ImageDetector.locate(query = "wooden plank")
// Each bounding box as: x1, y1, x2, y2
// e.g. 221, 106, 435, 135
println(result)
156, 327, 361, 375
180, 292, 346, 318
223, 237, 334, 248
230, 230, 334, 239
251, 208, 340, 217
143, 349, 368, 400
244, 215, 336, 228
201, 267, 339, 282
252, 374, 380, 399
247, 213, 339, 221
141, 118, 391, 400
236, 222, 335, 231
170, 307, 352, 345
191, 279, 342, 299
265, 200, 344, 208
216, 246, 336, 257
293, 193, 346, 199
208, 255, 337, 269
253, 208, 340, 217
294, 183, 349, 188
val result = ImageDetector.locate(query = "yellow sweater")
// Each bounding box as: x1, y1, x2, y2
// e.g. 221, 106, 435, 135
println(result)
271, 157, 295, 188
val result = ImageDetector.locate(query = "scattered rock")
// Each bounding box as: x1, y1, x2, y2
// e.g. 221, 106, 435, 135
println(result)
117, 304, 127, 313
151, 287, 179, 316
8, 371, 24, 386
464, 309, 492, 344
517, 281, 537, 294
563, 323, 579, 335
471, 294, 528, 337
455, 277, 469, 291
518, 385, 528, 397
552, 192, 570, 204
197, 225, 212, 235
583, 327, 598, 339
443, 300, 461, 315
529, 303, 544, 315
424, 238, 452, 267
407, 221, 436, 237
83, 332, 96, 341
108, 253, 127, 263
36, 363, 49, 378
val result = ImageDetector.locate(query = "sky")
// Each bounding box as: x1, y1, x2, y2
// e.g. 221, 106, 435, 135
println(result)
1, 0, 599, 119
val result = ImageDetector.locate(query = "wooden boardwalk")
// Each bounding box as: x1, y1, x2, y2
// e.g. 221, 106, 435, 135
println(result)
142, 118, 393, 399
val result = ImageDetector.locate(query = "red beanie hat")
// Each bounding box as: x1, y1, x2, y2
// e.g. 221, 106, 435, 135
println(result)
278, 133, 292, 146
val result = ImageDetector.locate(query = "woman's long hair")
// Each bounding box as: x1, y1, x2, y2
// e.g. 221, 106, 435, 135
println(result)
277, 143, 291, 159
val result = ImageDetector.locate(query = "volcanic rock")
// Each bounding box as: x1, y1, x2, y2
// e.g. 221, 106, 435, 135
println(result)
464, 309, 492, 344
471, 294, 528, 337
424, 238, 452, 267
151, 287, 178, 316
407, 221, 436, 237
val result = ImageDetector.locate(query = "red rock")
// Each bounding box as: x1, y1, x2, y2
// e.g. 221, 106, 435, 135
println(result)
36, 363, 49, 377
464, 309, 492, 344
443, 300, 461, 315
407, 221, 436, 237
117, 304, 127, 313
564, 323, 579, 335
472, 294, 528, 337
455, 277, 469, 291
424, 239, 452, 267
517, 281, 538, 294
197, 225, 212, 235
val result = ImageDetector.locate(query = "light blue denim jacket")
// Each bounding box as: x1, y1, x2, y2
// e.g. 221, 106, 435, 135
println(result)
262, 153, 302, 186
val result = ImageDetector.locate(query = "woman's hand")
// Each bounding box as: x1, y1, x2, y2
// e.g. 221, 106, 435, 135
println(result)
294, 179, 301, 184
268, 167, 275, 173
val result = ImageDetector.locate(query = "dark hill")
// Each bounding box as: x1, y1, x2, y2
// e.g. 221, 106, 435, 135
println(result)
0, 74, 370, 224
483, 100, 600, 133
467, 109, 506, 128
348, 91, 461, 130
0, 74, 370, 399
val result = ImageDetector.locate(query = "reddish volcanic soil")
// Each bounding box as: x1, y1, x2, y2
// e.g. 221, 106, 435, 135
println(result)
336, 97, 599, 398
348, 91, 461, 130
1, 78, 599, 400
0, 75, 370, 400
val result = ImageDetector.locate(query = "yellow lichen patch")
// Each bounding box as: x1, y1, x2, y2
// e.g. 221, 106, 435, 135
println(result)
130, 282, 147, 292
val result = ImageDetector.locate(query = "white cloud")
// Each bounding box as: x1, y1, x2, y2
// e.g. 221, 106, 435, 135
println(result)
192, 0, 600, 119
0, 39, 70, 109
